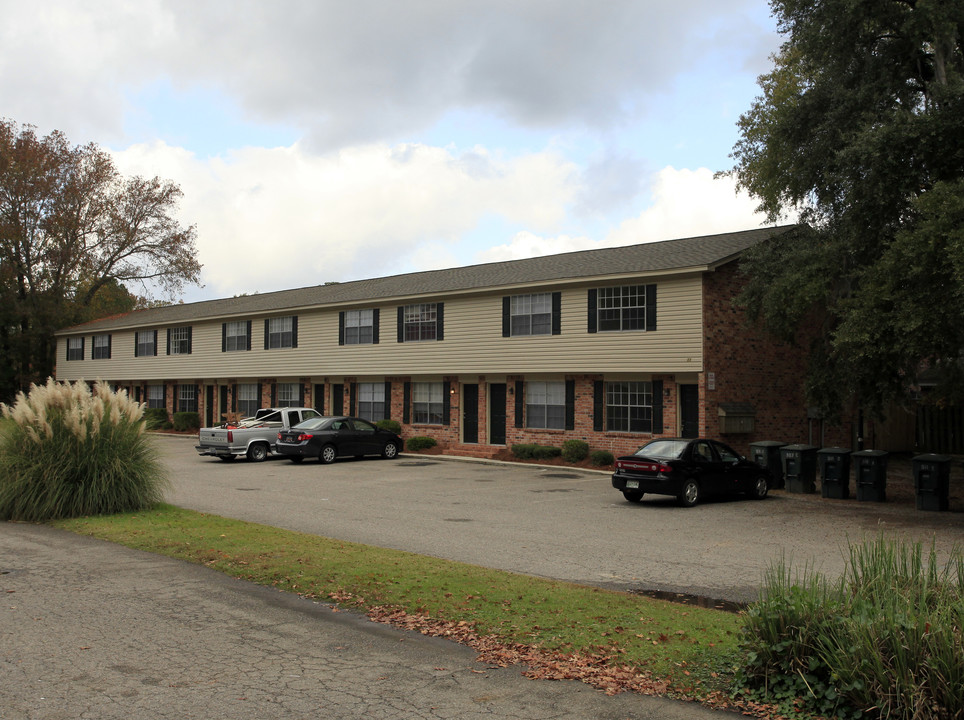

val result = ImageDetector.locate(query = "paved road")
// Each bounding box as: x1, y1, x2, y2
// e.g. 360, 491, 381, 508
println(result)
1, 522, 717, 720
164, 435, 964, 604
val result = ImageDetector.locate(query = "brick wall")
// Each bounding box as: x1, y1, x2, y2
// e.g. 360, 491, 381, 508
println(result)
702, 261, 854, 455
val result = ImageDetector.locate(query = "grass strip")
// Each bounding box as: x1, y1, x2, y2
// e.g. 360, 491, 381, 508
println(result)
52, 503, 742, 699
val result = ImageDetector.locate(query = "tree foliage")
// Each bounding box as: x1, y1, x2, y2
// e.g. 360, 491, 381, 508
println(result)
727, 0, 964, 419
0, 119, 201, 401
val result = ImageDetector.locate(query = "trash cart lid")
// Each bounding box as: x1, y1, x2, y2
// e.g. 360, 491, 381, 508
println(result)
851, 449, 889, 458
781, 444, 818, 452
817, 447, 851, 455
750, 440, 788, 448
912, 453, 952, 463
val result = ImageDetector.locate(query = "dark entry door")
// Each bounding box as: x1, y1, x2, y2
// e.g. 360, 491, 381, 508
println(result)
489, 383, 507, 445
205, 385, 215, 427
463, 384, 479, 444
219, 386, 228, 420
680, 384, 699, 438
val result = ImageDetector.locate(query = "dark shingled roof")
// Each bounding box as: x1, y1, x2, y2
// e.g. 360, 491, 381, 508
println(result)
59, 225, 795, 333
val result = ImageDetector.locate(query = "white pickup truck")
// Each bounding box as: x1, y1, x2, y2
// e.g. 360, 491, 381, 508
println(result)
195, 407, 321, 462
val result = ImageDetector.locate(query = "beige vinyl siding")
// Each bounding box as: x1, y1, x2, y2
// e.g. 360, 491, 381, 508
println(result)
54, 274, 704, 382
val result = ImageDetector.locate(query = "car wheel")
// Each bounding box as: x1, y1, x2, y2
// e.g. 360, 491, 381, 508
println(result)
289, 456, 304, 464
382, 441, 399, 459
678, 479, 701, 507
751, 475, 768, 500
319, 444, 337, 464
246, 443, 269, 462
622, 490, 644, 503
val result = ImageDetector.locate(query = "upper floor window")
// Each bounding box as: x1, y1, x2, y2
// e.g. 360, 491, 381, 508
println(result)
399, 303, 443, 342
135, 330, 157, 357
168, 326, 192, 355
265, 316, 297, 349
588, 284, 657, 333
340, 309, 378, 345
504, 292, 560, 337
526, 381, 566, 429
66, 337, 84, 361
91, 334, 111, 359
223, 321, 251, 352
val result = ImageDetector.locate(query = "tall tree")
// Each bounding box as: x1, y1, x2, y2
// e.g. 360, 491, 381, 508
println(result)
0, 119, 201, 401
726, 0, 964, 419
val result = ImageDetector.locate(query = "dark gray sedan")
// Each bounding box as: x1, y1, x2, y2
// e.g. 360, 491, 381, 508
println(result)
611, 437, 770, 507
276, 416, 403, 464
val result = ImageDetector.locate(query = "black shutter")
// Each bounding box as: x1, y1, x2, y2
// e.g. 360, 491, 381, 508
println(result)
256, 384, 262, 409
187, 326, 193, 354
291, 316, 298, 348
403, 382, 411, 423
232, 384, 237, 412
245, 321, 252, 351
270, 383, 277, 406
166, 328, 171, 355
587, 290, 597, 333
593, 380, 604, 432
338, 312, 345, 345
152, 330, 158, 356
552, 292, 562, 335
384, 381, 392, 417
646, 284, 657, 331
652, 379, 663, 434
222, 324, 227, 352
514, 381, 524, 428
565, 379, 575, 430
436, 303, 444, 341
332, 384, 344, 415
264, 319, 270, 350
106, 335, 111, 359
397, 307, 405, 343
442, 381, 450, 425
298, 383, 305, 406
502, 297, 511, 337
372, 308, 380, 344
134, 332, 139, 357
348, 382, 356, 416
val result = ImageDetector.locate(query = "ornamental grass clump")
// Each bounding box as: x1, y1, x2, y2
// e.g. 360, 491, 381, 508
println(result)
736, 536, 964, 720
0, 379, 169, 521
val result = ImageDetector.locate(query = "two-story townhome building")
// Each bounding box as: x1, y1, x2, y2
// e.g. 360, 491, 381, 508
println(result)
53, 225, 852, 458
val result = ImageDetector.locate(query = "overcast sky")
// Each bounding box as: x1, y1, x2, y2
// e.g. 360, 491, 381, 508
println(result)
2, 0, 783, 302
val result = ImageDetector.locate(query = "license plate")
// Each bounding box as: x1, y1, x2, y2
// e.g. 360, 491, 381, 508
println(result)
626, 480, 640, 489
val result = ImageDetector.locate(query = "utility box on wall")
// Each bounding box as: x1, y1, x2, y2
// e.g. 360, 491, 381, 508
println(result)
718, 402, 756, 434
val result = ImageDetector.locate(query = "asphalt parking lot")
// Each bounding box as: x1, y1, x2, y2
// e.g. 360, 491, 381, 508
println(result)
163, 435, 964, 604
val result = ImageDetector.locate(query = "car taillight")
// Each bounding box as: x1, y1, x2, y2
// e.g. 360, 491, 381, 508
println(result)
227, 430, 233, 443
297, 433, 313, 442
617, 460, 672, 473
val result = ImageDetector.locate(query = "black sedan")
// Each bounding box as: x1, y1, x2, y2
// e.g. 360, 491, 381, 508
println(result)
611, 438, 770, 507
276, 416, 403, 464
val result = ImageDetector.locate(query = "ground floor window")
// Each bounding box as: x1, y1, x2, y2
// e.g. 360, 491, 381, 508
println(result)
357, 382, 387, 422
237, 383, 260, 417
276, 382, 300, 407
147, 385, 165, 409
412, 382, 444, 425
526, 381, 566, 429
606, 381, 653, 433
177, 384, 198, 413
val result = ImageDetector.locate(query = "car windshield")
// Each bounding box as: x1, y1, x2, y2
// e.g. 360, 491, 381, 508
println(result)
633, 439, 688, 460
293, 416, 334, 431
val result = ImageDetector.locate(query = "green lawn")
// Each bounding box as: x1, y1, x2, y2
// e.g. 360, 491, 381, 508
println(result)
53, 503, 744, 702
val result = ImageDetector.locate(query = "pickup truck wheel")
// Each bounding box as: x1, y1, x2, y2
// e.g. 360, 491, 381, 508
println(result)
319, 444, 337, 464
382, 441, 399, 459
622, 490, 643, 503
246, 443, 269, 462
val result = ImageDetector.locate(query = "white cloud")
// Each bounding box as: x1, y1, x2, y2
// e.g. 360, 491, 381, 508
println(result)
476, 166, 775, 263
111, 140, 579, 297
